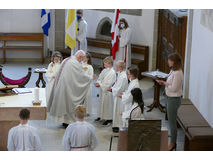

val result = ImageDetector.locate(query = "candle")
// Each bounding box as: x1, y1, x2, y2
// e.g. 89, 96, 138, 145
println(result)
34, 87, 39, 102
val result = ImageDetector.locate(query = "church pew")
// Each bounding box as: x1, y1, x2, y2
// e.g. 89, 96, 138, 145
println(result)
0, 33, 44, 64
87, 37, 149, 79
177, 102, 213, 150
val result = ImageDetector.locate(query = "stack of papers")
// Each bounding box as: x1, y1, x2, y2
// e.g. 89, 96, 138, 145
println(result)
12, 88, 32, 94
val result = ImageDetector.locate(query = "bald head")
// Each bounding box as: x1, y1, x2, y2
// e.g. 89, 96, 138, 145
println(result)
74, 50, 86, 62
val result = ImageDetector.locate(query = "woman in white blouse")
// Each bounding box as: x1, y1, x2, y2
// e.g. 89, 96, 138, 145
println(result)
157, 53, 183, 151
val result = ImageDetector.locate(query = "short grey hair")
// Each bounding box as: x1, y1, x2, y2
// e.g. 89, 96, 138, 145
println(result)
74, 50, 86, 56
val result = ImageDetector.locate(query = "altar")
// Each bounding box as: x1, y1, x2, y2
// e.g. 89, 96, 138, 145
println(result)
0, 88, 46, 151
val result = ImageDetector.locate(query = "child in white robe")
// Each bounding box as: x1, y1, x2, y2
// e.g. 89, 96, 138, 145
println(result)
62, 105, 98, 151
122, 88, 145, 127
82, 53, 95, 116
45, 51, 62, 102
121, 67, 140, 112
94, 57, 116, 126
109, 61, 128, 132
7, 108, 42, 151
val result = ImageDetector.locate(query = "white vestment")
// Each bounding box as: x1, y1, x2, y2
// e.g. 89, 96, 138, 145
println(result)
82, 63, 94, 115
122, 79, 140, 112
45, 62, 61, 102
115, 27, 132, 69
7, 123, 41, 151
112, 71, 128, 128
122, 102, 144, 127
97, 68, 116, 120
47, 56, 92, 124
62, 121, 98, 151
73, 18, 87, 54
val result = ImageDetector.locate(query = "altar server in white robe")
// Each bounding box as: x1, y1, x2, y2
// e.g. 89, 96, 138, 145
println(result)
115, 18, 132, 69
108, 61, 128, 132
121, 67, 140, 112
73, 9, 87, 54
82, 53, 95, 115
94, 57, 116, 126
122, 88, 145, 127
62, 105, 98, 151
47, 50, 94, 126
7, 108, 41, 151
45, 51, 62, 102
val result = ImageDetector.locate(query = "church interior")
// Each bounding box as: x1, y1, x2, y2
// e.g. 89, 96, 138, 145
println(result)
0, 9, 213, 152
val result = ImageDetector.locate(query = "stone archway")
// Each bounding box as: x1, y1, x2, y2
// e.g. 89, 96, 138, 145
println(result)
96, 17, 112, 40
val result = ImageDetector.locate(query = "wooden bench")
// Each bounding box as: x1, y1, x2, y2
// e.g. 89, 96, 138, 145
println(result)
177, 99, 213, 150
87, 37, 112, 60
0, 33, 44, 64
87, 37, 149, 79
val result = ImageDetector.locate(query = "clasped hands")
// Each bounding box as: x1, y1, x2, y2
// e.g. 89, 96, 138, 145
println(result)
107, 88, 123, 98
156, 79, 169, 87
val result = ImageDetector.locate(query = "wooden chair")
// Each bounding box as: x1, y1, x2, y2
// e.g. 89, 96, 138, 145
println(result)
0, 67, 32, 87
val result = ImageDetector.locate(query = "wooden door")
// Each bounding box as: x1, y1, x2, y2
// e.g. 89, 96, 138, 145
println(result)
156, 9, 188, 73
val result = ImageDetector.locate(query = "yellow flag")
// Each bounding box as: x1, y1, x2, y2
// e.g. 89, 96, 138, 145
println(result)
65, 9, 77, 49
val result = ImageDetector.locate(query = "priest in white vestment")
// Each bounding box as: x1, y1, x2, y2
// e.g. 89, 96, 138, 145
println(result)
121, 67, 140, 112
7, 108, 41, 151
47, 50, 93, 125
115, 18, 132, 69
62, 106, 98, 151
109, 61, 128, 132
73, 9, 87, 54
94, 57, 116, 126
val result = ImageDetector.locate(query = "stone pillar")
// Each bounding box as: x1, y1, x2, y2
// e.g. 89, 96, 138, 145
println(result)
183, 10, 194, 98
151, 9, 159, 70
55, 9, 65, 50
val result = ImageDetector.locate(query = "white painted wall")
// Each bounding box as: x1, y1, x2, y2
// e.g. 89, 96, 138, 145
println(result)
189, 9, 213, 126
83, 9, 156, 70
0, 9, 156, 67
0, 9, 54, 60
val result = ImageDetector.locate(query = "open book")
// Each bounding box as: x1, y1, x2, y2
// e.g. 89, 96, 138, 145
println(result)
146, 71, 168, 79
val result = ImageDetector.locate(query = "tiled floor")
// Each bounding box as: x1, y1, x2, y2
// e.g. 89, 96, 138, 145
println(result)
0, 62, 185, 151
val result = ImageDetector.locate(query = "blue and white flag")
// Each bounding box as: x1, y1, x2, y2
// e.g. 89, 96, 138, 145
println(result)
41, 9, 51, 36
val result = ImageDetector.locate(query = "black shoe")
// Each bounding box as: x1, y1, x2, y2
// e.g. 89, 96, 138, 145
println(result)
62, 123, 69, 128
102, 120, 112, 126
95, 117, 101, 122
112, 127, 119, 133
169, 143, 177, 151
